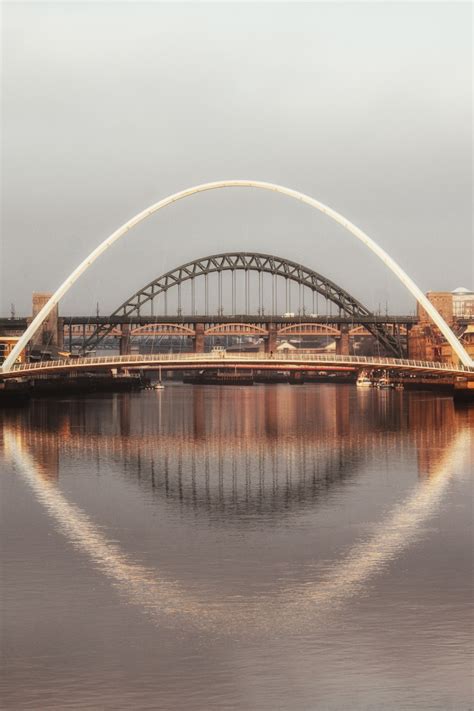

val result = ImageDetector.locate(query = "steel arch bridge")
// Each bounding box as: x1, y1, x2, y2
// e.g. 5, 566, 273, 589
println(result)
83, 252, 404, 356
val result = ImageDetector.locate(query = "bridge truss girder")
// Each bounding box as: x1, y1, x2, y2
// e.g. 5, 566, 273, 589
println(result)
83, 252, 404, 356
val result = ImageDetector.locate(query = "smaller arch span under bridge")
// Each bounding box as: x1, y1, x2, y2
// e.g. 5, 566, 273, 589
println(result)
83, 252, 404, 357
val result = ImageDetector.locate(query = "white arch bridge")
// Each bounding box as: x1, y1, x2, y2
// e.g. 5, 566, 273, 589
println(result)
2, 351, 473, 380
2, 179, 473, 371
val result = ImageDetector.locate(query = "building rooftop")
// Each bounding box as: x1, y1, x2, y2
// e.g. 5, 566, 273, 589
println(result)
452, 286, 473, 295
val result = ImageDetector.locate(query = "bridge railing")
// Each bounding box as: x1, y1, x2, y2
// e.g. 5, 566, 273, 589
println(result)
5, 351, 474, 375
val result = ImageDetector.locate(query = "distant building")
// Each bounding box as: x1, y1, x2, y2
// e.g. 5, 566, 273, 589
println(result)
276, 341, 297, 352
417, 291, 454, 325
0, 336, 25, 364
452, 286, 474, 319
409, 287, 474, 364
226, 343, 260, 353
30, 292, 61, 348
441, 324, 474, 365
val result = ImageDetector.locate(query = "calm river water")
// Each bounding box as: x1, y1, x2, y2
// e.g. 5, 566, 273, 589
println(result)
1, 384, 472, 710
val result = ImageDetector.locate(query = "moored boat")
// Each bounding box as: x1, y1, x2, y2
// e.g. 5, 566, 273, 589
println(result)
356, 371, 373, 387
376, 371, 393, 389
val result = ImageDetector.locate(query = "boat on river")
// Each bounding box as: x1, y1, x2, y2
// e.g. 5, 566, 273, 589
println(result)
153, 365, 165, 389
376, 371, 394, 389
356, 372, 373, 388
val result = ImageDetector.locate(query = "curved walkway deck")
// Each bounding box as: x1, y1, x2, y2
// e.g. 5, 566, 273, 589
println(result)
2, 352, 473, 379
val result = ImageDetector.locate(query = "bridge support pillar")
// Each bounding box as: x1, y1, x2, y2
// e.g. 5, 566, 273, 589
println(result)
265, 324, 278, 354
119, 323, 131, 355
57, 318, 65, 351
193, 323, 205, 353
336, 325, 350, 356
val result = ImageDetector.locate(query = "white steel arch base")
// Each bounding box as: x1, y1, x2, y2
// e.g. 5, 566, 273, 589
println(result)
3, 180, 472, 371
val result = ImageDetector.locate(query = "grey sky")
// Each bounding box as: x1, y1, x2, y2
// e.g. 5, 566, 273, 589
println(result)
1, 1, 472, 316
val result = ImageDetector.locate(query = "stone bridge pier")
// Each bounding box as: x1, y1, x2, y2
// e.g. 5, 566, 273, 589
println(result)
265, 324, 278, 354
193, 323, 205, 353
119, 323, 131, 355
335, 325, 350, 356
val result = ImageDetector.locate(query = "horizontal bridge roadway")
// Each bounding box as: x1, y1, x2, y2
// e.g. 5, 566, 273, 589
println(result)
0, 315, 420, 330
64, 314, 419, 326
3, 352, 474, 380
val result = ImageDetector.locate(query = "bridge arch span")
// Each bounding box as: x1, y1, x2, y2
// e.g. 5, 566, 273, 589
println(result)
3, 180, 472, 370
85, 251, 402, 355
130, 323, 195, 337
204, 322, 268, 337
278, 323, 341, 338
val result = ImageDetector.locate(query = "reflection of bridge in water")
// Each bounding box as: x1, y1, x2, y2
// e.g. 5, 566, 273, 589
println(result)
2, 386, 462, 522
3, 385, 471, 635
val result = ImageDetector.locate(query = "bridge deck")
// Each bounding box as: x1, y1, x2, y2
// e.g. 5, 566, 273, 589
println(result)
2, 352, 473, 379
0, 314, 419, 329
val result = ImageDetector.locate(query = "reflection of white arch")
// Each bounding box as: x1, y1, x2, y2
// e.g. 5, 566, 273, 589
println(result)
3, 180, 472, 371
4, 426, 469, 633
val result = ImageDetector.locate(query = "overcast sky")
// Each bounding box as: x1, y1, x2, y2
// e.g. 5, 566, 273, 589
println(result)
1, 1, 472, 316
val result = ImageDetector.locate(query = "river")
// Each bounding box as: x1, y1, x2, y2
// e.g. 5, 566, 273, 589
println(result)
1, 384, 472, 710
